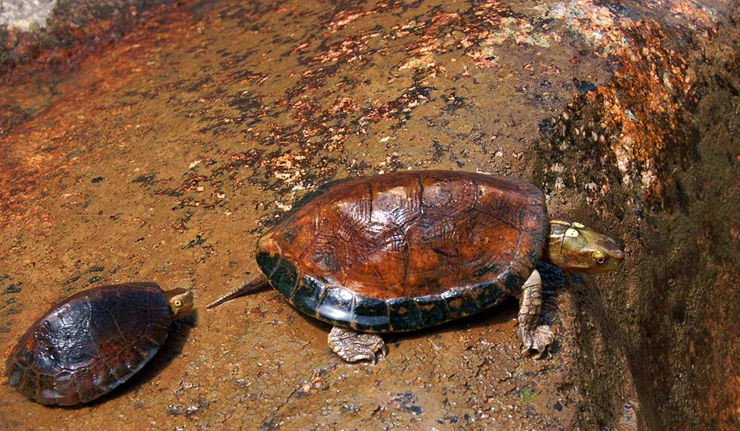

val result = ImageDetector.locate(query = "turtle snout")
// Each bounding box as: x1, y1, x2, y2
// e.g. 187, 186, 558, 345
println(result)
600, 237, 624, 261
595, 236, 624, 272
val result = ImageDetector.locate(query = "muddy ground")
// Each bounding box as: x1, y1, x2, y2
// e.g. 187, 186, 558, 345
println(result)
0, 1, 738, 430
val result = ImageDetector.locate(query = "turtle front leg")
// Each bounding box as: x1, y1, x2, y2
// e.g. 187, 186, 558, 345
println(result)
328, 327, 387, 363
517, 269, 554, 359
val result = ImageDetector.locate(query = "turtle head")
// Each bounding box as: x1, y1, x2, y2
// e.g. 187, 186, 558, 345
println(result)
544, 220, 624, 274
165, 288, 194, 319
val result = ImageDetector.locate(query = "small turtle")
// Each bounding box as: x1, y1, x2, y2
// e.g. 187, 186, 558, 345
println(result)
209, 171, 623, 362
6, 282, 193, 406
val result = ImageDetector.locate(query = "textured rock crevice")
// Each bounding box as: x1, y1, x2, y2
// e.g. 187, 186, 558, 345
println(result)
539, 4, 740, 430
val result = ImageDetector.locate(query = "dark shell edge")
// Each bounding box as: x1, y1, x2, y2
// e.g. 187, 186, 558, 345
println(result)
256, 251, 540, 333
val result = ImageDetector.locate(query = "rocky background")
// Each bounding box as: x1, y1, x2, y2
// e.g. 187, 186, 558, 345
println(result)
0, 1, 738, 430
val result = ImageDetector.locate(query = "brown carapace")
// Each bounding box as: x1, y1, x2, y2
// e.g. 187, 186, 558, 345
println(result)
6, 283, 193, 406
209, 170, 623, 362
262, 171, 546, 300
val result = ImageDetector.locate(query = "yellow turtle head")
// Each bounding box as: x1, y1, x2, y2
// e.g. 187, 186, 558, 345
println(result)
165, 288, 194, 319
544, 220, 624, 273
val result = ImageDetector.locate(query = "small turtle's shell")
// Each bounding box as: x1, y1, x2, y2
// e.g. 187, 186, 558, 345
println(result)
5, 283, 172, 406
257, 170, 548, 332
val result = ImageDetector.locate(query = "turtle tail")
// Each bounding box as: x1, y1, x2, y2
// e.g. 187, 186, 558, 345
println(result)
207, 272, 270, 309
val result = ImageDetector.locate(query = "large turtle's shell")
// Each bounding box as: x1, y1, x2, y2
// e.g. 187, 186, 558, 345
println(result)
257, 171, 548, 332
6, 283, 172, 406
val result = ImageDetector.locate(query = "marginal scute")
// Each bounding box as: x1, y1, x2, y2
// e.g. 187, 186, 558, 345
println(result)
8, 365, 22, 386
106, 356, 129, 381
255, 251, 281, 279
504, 273, 526, 294
256, 252, 301, 299
469, 280, 508, 309
317, 286, 355, 326
292, 277, 325, 316
414, 295, 451, 328
353, 296, 391, 332
387, 297, 422, 331
442, 289, 480, 318
259, 171, 548, 332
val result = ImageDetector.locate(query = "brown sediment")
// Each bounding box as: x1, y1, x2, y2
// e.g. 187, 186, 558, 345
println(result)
0, 0, 737, 430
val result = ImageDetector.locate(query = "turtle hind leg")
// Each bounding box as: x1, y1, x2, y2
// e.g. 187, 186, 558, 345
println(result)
517, 269, 554, 359
328, 327, 387, 363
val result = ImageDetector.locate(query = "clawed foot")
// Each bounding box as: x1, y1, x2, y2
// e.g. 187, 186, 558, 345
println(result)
328, 327, 387, 363
519, 325, 554, 359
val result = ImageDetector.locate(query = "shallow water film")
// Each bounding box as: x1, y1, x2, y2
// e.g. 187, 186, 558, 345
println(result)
1, 1, 739, 430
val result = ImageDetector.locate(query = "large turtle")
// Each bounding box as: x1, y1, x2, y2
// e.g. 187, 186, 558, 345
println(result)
6, 282, 193, 406
208, 170, 623, 362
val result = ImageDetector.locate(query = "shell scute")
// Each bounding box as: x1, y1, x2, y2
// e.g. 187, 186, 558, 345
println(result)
387, 297, 423, 331
414, 295, 451, 328
292, 276, 325, 316
442, 289, 481, 319
317, 286, 354, 326
352, 297, 390, 332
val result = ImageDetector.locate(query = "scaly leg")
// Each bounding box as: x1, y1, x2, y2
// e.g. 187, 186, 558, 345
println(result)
518, 269, 554, 359
328, 327, 387, 363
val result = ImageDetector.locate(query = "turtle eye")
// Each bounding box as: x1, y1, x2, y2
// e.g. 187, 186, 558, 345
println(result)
174, 300, 182, 307
592, 251, 606, 264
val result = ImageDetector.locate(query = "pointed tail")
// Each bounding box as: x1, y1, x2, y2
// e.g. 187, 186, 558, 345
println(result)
207, 272, 270, 309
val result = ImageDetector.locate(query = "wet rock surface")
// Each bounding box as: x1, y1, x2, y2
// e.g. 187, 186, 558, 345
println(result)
0, 0, 737, 430
0, 0, 57, 30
